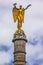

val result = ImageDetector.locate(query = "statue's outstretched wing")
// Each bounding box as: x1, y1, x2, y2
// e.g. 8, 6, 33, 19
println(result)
22, 9, 25, 23
12, 7, 18, 22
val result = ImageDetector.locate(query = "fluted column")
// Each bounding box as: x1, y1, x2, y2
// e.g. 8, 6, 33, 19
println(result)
12, 32, 27, 65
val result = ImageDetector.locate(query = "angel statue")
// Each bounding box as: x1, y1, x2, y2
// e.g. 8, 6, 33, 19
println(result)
12, 3, 31, 33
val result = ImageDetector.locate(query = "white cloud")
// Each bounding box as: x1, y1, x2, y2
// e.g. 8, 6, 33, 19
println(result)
26, 43, 42, 58
0, 0, 43, 65
0, 51, 11, 64
0, 45, 13, 65
0, 0, 31, 7
0, 9, 16, 46
26, 32, 43, 65
0, 0, 43, 37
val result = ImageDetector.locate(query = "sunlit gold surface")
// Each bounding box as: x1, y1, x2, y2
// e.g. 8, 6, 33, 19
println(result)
12, 3, 31, 33
16, 29, 24, 34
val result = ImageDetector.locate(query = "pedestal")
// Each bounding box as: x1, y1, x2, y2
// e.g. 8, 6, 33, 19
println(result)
12, 32, 27, 65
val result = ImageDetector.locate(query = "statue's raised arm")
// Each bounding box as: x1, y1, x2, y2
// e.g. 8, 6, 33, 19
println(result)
24, 4, 31, 10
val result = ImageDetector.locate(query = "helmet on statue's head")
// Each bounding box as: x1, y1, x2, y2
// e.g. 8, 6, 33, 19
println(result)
19, 5, 22, 8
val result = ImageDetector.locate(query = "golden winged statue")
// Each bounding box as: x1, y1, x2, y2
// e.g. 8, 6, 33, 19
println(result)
12, 3, 31, 33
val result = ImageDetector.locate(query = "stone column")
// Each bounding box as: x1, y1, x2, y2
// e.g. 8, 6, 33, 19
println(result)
12, 32, 27, 65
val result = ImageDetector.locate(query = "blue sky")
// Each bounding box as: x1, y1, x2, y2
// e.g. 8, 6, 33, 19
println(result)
0, 0, 43, 65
